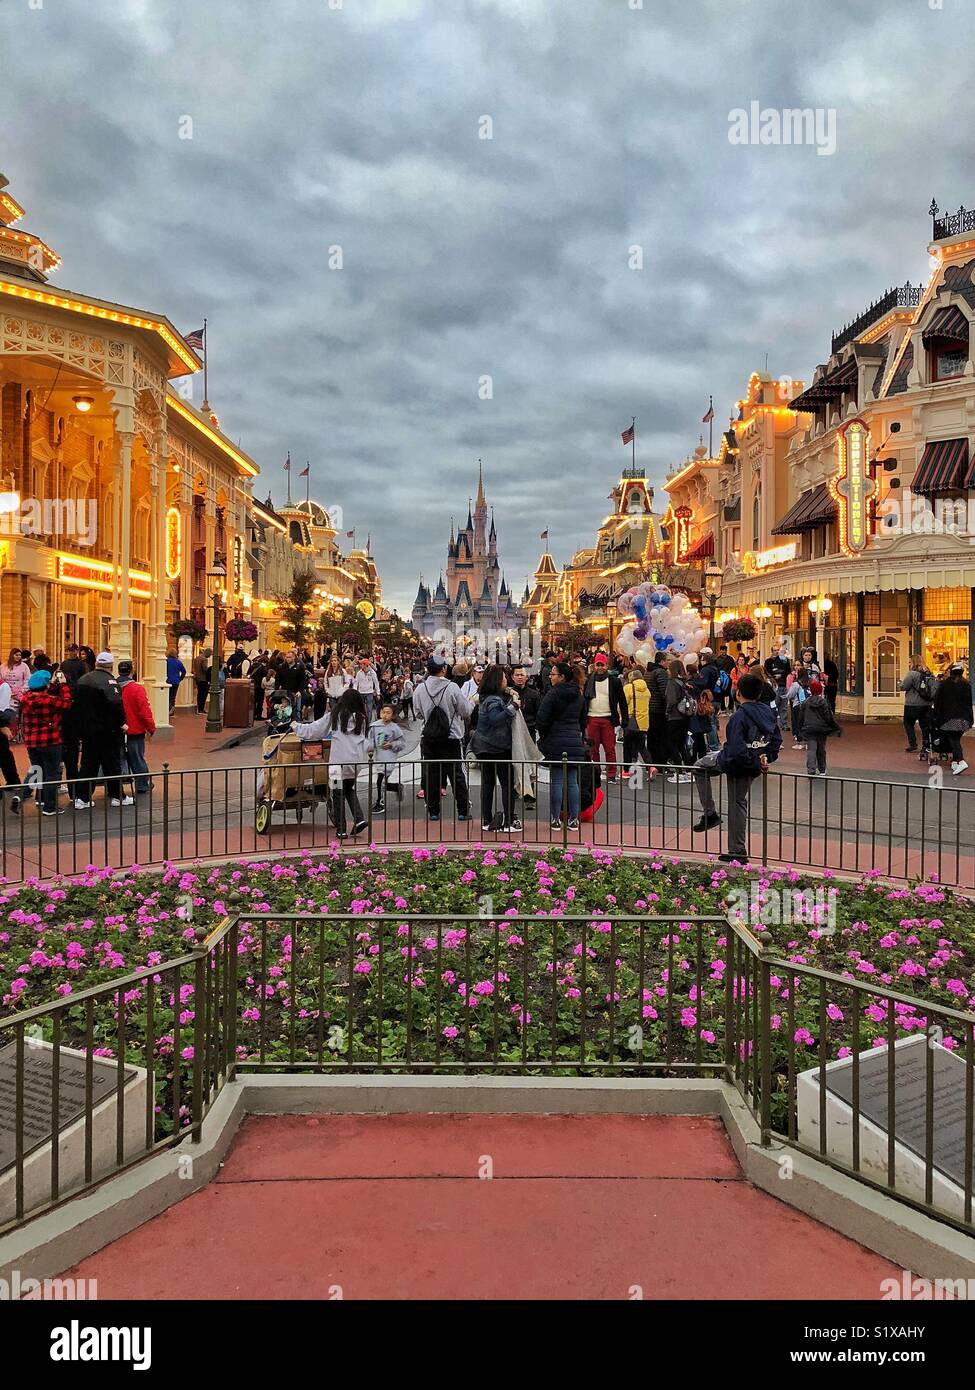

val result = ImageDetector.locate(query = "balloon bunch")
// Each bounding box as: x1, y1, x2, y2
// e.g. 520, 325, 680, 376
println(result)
614, 582, 708, 667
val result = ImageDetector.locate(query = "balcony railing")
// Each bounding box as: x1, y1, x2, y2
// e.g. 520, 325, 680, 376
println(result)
831, 283, 925, 355
931, 201, 975, 243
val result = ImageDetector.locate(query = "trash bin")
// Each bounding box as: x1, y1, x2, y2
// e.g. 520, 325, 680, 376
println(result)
223, 677, 254, 729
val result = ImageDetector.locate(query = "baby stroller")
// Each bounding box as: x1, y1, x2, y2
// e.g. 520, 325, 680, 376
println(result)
254, 693, 331, 835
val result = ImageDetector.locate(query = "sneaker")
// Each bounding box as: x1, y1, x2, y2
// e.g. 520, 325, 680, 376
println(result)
692, 813, 721, 833
481, 821, 496, 832
416, 789, 425, 799
551, 818, 563, 830
621, 769, 631, 780
74, 799, 92, 810
670, 772, 693, 784
456, 812, 471, 822
41, 808, 65, 816
904, 745, 917, 753
428, 813, 441, 823
373, 801, 385, 813
718, 853, 743, 864
351, 819, 368, 836
110, 796, 135, 807
952, 760, 968, 775
566, 817, 580, 831
9, 795, 20, 814
523, 796, 536, 809
502, 818, 523, 833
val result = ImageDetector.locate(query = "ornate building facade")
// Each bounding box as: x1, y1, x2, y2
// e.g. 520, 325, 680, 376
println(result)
411, 464, 525, 636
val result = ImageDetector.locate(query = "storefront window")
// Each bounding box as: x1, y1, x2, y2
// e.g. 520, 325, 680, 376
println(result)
921, 625, 970, 676
922, 587, 972, 622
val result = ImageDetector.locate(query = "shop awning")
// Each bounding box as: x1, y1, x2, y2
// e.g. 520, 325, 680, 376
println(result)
922, 304, 969, 344
912, 437, 970, 493
685, 532, 714, 562
789, 358, 858, 411
771, 483, 837, 535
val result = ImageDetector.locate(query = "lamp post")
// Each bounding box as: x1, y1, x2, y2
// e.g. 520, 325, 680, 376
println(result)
605, 600, 617, 658
753, 605, 772, 659
704, 559, 723, 648
807, 596, 833, 640
205, 554, 227, 734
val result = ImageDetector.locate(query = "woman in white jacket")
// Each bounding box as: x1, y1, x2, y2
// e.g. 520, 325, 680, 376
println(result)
324, 655, 351, 713
292, 687, 370, 838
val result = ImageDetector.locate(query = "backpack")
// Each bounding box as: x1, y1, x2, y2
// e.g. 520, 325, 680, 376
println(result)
677, 683, 698, 717
697, 688, 714, 719
714, 669, 731, 695
421, 686, 452, 742
916, 672, 933, 702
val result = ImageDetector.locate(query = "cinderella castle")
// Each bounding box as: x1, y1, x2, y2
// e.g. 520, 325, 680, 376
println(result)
411, 464, 527, 637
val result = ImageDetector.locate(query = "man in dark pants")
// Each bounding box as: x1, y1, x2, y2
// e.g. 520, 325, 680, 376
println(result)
690, 672, 782, 862
74, 652, 129, 809
192, 647, 212, 713
17, 668, 72, 814
412, 654, 473, 823
58, 643, 89, 796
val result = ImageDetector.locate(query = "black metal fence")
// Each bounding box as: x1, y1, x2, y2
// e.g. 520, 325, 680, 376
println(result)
3, 911, 973, 1240
1, 754, 973, 888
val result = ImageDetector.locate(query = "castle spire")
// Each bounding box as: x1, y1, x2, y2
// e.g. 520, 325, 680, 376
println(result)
476, 458, 486, 509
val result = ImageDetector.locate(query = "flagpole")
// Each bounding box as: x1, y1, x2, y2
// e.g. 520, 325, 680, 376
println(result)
285, 450, 292, 507
631, 416, 636, 473
305, 462, 310, 509
202, 318, 209, 412
708, 396, 714, 458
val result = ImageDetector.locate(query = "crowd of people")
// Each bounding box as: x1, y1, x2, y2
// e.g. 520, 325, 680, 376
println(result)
0, 629, 972, 838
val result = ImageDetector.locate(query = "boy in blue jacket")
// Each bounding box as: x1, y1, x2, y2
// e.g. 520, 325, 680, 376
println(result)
690, 672, 782, 863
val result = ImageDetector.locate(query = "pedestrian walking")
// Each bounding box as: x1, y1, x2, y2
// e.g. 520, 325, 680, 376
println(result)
691, 671, 782, 862
471, 664, 520, 832
796, 678, 841, 775
292, 688, 369, 838
583, 652, 627, 782
400, 674, 415, 721
933, 662, 973, 775
412, 654, 473, 823
622, 666, 651, 774
900, 656, 934, 755
536, 661, 586, 829
352, 655, 381, 722
193, 647, 212, 713
764, 644, 792, 730
166, 648, 186, 714
0, 676, 21, 810
118, 661, 156, 794
17, 668, 71, 814
786, 666, 810, 748
369, 701, 406, 812
664, 658, 696, 782
74, 652, 130, 808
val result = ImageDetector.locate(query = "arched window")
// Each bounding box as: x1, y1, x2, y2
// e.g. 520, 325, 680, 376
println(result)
752, 486, 761, 549
290, 520, 304, 545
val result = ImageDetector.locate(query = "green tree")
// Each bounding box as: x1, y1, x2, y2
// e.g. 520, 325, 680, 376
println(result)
316, 603, 372, 654
276, 567, 318, 648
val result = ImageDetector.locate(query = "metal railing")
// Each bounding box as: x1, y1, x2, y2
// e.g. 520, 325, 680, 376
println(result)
3, 911, 973, 1239
1, 752, 974, 888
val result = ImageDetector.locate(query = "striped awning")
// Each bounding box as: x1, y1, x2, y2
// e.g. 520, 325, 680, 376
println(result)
771, 482, 837, 535
685, 532, 714, 562
789, 358, 858, 411
912, 438, 970, 494
922, 304, 969, 344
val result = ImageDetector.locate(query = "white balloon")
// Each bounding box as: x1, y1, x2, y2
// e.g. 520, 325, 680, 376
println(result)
670, 593, 687, 612
616, 628, 638, 656
672, 638, 687, 654
635, 644, 653, 665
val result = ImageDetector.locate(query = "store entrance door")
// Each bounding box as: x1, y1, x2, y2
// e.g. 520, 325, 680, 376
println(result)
864, 626, 905, 718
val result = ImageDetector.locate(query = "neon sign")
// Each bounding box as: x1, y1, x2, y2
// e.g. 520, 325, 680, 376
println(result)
673, 505, 692, 563
831, 418, 875, 556
743, 542, 797, 574
165, 507, 181, 580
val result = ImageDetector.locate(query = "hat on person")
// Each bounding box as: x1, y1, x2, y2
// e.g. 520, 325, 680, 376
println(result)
808, 678, 823, 695
699, 646, 713, 657
27, 669, 52, 690
118, 660, 134, 677
594, 653, 608, 667
950, 661, 965, 674
95, 651, 114, 666
427, 654, 447, 675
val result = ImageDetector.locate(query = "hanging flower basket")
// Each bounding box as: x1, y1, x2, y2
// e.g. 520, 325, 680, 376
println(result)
722, 617, 757, 644
170, 618, 208, 643
225, 618, 258, 643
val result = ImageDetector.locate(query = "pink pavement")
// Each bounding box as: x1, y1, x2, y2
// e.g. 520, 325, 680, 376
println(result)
66, 1113, 898, 1300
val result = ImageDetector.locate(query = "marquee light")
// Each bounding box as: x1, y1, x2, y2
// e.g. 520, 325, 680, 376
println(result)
742, 542, 797, 573
165, 507, 181, 580
673, 505, 692, 563
56, 553, 151, 598
831, 418, 875, 556
0, 282, 199, 371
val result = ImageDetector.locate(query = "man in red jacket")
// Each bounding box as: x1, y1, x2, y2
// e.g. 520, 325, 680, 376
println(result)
117, 661, 156, 794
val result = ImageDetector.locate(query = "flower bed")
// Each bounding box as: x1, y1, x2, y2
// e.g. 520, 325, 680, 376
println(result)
1, 850, 973, 1131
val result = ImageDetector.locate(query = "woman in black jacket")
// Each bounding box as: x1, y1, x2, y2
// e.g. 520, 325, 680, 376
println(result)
536, 662, 586, 828
933, 663, 973, 774
471, 664, 519, 832
664, 658, 695, 782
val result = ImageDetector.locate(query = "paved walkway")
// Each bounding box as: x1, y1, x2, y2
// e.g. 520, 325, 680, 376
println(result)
66, 1114, 897, 1300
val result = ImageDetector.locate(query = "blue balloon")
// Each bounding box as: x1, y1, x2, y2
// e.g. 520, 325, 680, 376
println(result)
662, 633, 675, 647
656, 593, 671, 606
654, 634, 666, 650
632, 596, 648, 621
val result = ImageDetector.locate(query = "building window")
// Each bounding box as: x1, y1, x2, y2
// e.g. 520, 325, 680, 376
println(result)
752, 488, 761, 549
863, 592, 910, 625
922, 586, 972, 622
931, 347, 967, 382
921, 624, 970, 675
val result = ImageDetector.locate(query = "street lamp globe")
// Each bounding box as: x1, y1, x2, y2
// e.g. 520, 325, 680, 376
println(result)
704, 559, 723, 600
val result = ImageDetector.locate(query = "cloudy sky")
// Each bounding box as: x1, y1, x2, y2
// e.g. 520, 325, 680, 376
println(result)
2, 0, 974, 613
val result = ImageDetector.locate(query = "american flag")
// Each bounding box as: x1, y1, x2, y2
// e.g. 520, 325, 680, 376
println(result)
184, 326, 205, 351
702, 401, 714, 423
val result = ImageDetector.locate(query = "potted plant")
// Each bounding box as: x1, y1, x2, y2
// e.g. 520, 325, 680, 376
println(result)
170, 618, 208, 643
721, 617, 757, 645
225, 618, 258, 643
